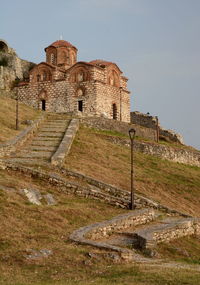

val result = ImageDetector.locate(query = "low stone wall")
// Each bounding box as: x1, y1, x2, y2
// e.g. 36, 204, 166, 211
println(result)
86, 209, 155, 240
82, 117, 157, 142
0, 114, 45, 158
134, 217, 200, 250
2, 162, 189, 217
99, 134, 200, 168
70, 209, 155, 261
51, 118, 79, 166
134, 141, 200, 167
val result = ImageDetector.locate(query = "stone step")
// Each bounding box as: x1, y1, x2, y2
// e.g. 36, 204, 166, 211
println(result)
15, 151, 53, 159
39, 127, 67, 132
40, 124, 68, 129
37, 132, 65, 138
43, 119, 69, 123
31, 140, 61, 147
5, 158, 49, 166
26, 146, 57, 152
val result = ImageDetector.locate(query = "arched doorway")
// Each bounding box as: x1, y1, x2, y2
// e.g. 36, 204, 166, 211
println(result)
112, 103, 117, 120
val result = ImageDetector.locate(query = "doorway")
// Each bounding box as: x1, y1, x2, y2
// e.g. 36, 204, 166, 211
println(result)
78, 100, 83, 112
41, 100, 46, 111
112, 103, 117, 120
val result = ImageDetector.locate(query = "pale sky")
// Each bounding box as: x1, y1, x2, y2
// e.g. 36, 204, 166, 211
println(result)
1, 0, 200, 149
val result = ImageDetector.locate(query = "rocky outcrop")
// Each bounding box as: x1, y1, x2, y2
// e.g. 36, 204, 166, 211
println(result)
0, 39, 35, 91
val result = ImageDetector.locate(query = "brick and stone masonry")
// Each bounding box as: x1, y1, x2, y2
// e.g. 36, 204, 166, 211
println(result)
17, 40, 131, 123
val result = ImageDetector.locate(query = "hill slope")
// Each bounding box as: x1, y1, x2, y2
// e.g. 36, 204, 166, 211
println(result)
64, 126, 200, 216
0, 96, 200, 284
0, 94, 41, 143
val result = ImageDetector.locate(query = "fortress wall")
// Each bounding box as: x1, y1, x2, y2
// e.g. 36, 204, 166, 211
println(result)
81, 117, 157, 141
131, 111, 184, 144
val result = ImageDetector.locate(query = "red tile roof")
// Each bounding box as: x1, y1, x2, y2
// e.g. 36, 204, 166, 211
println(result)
89, 59, 114, 67
89, 59, 122, 73
45, 40, 77, 51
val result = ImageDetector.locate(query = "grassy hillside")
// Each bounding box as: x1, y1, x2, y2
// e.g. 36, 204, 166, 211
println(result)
0, 94, 41, 143
0, 169, 200, 285
0, 96, 200, 284
64, 126, 200, 217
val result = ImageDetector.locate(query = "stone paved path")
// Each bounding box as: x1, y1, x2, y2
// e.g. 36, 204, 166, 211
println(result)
7, 113, 70, 166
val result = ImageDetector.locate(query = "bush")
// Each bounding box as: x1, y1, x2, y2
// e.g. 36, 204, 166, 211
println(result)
0, 56, 8, 67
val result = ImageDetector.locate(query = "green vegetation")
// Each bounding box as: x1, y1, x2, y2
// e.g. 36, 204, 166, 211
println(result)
0, 56, 8, 67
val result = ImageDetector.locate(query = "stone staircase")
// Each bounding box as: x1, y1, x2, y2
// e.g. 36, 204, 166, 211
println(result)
70, 208, 200, 262
7, 113, 71, 166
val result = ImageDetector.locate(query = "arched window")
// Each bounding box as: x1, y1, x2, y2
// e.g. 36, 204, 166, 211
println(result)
61, 51, 67, 61
109, 76, 114, 86
43, 71, 47, 81
108, 70, 120, 87
37, 74, 40, 82
71, 53, 76, 65
112, 103, 117, 120
78, 72, 84, 82
77, 88, 84, 96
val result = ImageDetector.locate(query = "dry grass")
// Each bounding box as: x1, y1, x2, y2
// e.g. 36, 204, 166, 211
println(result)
0, 94, 41, 143
157, 236, 200, 264
64, 126, 200, 216
0, 97, 200, 284
0, 170, 199, 285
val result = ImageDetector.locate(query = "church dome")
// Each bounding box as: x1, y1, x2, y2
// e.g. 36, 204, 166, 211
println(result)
45, 40, 77, 51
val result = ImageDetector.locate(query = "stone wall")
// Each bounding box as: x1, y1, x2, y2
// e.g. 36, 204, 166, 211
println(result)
1, 162, 188, 216
95, 81, 130, 122
100, 134, 200, 168
51, 119, 79, 166
85, 209, 155, 240
131, 111, 159, 129
131, 111, 184, 144
0, 115, 45, 158
134, 217, 200, 250
15, 40, 131, 123
81, 117, 157, 141
134, 141, 200, 167
70, 210, 199, 260
69, 209, 155, 261
17, 77, 130, 123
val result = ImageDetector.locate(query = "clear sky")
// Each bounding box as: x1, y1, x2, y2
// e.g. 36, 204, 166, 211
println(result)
1, 0, 200, 149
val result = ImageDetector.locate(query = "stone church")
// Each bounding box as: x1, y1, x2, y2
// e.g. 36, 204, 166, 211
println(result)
18, 40, 131, 122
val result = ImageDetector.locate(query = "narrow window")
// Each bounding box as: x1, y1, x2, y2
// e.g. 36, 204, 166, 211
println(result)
41, 100, 46, 111
43, 71, 47, 81
78, 100, 83, 112
37, 74, 40, 82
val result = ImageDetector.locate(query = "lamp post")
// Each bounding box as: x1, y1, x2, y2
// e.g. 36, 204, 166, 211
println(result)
155, 116, 159, 143
15, 77, 20, 130
129, 128, 136, 210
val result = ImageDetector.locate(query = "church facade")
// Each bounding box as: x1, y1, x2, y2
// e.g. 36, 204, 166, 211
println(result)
17, 40, 131, 122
